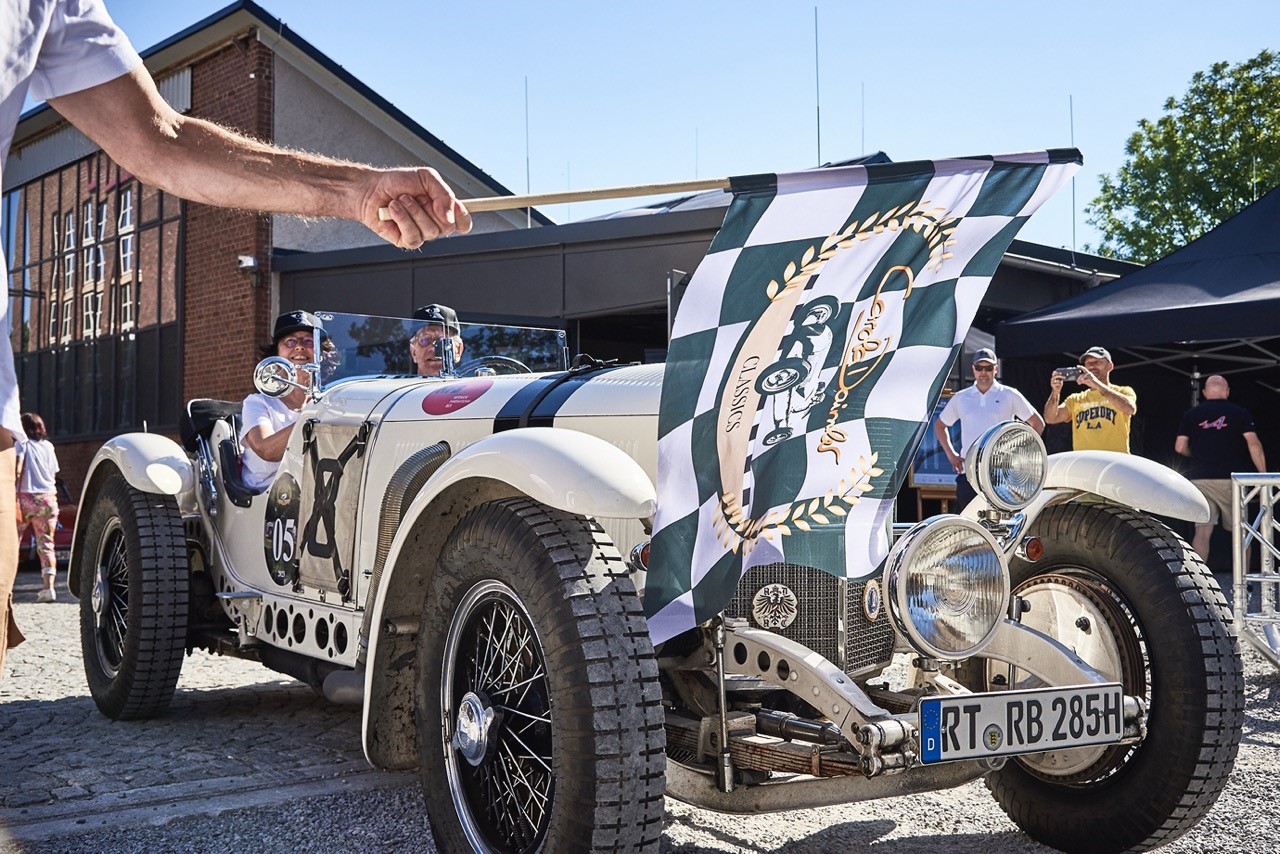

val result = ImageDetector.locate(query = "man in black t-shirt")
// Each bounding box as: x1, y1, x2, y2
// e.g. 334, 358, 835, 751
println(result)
1175, 375, 1267, 562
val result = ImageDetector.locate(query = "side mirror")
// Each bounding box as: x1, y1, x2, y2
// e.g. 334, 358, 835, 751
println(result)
254, 357, 299, 397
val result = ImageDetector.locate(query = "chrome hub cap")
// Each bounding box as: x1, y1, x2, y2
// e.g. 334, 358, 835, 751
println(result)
452, 691, 497, 767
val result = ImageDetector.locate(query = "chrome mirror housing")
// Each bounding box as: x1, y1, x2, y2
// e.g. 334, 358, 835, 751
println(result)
253, 357, 299, 397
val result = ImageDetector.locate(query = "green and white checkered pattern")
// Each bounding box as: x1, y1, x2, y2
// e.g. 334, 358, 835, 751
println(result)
646, 151, 1080, 645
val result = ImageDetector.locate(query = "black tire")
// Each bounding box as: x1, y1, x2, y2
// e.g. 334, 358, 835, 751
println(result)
755, 357, 808, 395
416, 498, 665, 853
78, 470, 189, 720
456, 355, 532, 376
963, 502, 1242, 853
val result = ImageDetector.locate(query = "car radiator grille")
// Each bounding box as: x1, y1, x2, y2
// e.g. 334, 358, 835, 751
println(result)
724, 562, 896, 678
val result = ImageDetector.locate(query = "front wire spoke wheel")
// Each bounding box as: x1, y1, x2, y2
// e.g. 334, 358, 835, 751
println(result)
444, 580, 553, 853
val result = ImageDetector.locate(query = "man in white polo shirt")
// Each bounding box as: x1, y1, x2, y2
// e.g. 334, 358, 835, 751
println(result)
934, 348, 1045, 509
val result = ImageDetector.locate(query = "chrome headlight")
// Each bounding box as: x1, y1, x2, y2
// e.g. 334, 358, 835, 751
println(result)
964, 420, 1046, 513
883, 515, 1009, 660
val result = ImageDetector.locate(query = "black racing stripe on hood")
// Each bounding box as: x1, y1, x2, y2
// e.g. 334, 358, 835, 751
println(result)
493, 374, 568, 433
526, 365, 626, 428
492, 365, 625, 432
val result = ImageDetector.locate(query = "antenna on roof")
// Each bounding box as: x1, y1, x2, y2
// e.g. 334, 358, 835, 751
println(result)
814, 7, 822, 166
1070, 94, 1077, 258
524, 76, 531, 229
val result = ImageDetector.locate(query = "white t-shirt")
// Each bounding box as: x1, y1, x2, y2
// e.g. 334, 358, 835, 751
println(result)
239, 394, 300, 491
16, 437, 59, 493
2, 0, 142, 440
938, 380, 1038, 455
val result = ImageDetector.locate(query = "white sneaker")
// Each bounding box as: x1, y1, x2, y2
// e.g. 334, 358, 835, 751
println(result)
36, 588, 56, 603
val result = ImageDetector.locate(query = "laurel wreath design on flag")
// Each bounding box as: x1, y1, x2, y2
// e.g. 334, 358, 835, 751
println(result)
713, 200, 958, 554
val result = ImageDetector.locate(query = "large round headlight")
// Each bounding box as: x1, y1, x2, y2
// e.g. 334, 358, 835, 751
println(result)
964, 420, 1046, 512
884, 515, 1009, 660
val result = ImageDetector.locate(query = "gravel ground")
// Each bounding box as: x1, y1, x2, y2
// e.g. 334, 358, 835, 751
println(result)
2, 570, 1278, 853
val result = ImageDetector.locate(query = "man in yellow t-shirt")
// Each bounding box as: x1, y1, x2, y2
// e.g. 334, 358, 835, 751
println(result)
1043, 346, 1137, 453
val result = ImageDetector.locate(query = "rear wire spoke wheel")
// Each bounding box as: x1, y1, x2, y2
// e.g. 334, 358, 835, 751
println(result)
78, 470, 189, 720
957, 502, 1243, 853
416, 498, 665, 853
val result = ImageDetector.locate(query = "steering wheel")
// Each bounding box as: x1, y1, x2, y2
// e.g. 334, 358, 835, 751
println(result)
455, 355, 532, 376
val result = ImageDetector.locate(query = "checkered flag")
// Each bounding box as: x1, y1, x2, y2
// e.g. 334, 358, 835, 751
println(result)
645, 151, 1081, 645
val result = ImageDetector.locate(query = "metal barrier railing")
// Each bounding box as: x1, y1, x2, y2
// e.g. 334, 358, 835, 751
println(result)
1232, 473, 1280, 669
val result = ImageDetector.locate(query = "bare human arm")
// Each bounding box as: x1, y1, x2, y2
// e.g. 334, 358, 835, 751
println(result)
1027, 412, 1045, 434
1245, 432, 1267, 472
1043, 372, 1069, 424
242, 422, 295, 464
934, 417, 963, 473
1075, 367, 1137, 416
47, 68, 471, 250
1175, 435, 1191, 457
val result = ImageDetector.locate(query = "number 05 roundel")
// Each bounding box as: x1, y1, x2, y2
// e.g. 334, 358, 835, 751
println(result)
264, 473, 301, 586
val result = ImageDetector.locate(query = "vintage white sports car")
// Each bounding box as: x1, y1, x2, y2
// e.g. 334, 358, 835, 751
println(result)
70, 309, 1242, 854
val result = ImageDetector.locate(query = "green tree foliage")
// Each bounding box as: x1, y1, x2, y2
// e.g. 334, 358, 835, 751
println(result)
1087, 50, 1280, 263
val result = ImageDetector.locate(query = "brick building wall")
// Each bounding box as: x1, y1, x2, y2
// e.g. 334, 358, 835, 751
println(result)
182, 37, 275, 405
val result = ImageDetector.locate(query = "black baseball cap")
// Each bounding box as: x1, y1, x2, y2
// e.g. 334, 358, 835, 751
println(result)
971, 347, 997, 366
272, 310, 328, 342
413, 303, 460, 333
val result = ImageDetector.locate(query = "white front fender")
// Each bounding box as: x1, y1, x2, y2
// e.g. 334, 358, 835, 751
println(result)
361, 426, 655, 768
964, 450, 1210, 523
85, 433, 195, 496
406, 426, 656, 521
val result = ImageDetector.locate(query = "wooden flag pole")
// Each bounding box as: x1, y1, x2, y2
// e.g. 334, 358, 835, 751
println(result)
377, 176, 731, 219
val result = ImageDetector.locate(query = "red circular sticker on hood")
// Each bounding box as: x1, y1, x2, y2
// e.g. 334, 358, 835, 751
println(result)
421, 379, 493, 415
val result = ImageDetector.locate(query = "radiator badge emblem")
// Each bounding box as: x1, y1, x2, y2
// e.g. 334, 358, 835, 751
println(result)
752, 583, 799, 630
863, 579, 882, 622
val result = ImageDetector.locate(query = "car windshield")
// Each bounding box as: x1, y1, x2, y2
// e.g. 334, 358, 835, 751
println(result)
312, 310, 569, 384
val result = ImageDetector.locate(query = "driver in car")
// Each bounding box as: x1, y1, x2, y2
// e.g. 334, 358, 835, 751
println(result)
409, 303, 465, 376
240, 311, 333, 490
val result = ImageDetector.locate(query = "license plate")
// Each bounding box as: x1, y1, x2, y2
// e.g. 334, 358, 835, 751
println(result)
919, 683, 1125, 764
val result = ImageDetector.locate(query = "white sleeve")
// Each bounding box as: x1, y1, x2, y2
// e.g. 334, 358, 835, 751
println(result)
1010, 391, 1037, 422
938, 395, 959, 427
29, 0, 143, 102
239, 396, 272, 441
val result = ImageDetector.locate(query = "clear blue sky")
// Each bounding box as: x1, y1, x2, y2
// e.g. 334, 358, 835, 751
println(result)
95, 0, 1280, 253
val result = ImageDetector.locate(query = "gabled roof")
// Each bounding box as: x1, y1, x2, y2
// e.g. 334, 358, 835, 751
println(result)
14, 0, 552, 226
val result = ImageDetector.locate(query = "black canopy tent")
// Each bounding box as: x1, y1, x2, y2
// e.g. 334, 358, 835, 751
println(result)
997, 182, 1280, 388
994, 187, 1279, 559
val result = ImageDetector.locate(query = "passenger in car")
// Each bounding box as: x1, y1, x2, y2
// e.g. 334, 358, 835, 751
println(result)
240, 311, 334, 490
409, 303, 465, 376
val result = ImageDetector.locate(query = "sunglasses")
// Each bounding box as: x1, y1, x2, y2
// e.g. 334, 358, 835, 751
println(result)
411, 330, 455, 347
973, 364, 995, 372
279, 335, 315, 350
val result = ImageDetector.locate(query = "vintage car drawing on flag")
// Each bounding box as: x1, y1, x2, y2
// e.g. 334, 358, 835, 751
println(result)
69, 150, 1242, 854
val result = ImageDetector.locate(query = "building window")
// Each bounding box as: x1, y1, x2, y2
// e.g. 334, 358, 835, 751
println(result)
63, 251, 75, 290
119, 233, 133, 276
118, 281, 133, 330
48, 300, 58, 346
62, 212, 74, 251
118, 188, 134, 277
97, 202, 108, 241
82, 291, 101, 339
83, 246, 96, 284
118, 188, 133, 231
50, 213, 59, 255
81, 200, 94, 244
61, 298, 72, 341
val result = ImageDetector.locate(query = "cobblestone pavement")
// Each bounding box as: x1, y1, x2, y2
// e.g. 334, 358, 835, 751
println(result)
0, 570, 413, 850
2, 568, 1277, 853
